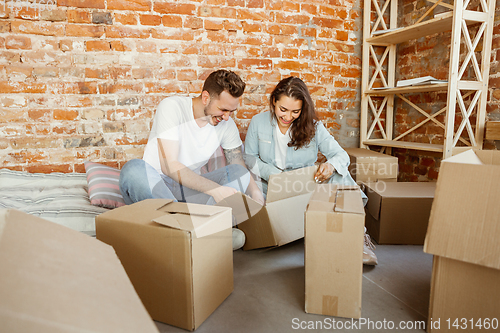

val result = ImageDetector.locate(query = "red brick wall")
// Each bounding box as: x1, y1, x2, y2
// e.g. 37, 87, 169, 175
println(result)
394, 0, 500, 182
0, 0, 363, 173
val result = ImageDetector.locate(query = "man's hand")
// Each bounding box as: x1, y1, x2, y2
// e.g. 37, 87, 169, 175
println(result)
248, 187, 265, 206
314, 162, 335, 183
224, 145, 266, 206
207, 186, 238, 203
158, 138, 230, 200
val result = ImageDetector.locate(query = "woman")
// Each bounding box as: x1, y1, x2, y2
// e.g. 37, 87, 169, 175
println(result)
244, 76, 377, 265
244, 76, 362, 194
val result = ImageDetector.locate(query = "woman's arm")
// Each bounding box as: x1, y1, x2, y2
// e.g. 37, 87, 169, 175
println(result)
243, 117, 282, 181
316, 121, 350, 178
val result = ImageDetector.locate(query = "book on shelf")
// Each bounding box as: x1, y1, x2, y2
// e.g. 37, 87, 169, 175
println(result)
396, 76, 447, 87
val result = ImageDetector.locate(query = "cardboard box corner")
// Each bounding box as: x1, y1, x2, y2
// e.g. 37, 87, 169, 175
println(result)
0, 208, 159, 333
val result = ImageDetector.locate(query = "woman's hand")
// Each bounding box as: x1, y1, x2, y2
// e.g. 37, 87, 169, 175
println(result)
314, 163, 336, 183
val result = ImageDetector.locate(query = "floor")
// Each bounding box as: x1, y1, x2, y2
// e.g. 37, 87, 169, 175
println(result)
155, 240, 434, 333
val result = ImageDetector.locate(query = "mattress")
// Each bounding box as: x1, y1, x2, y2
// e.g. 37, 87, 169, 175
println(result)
0, 169, 109, 236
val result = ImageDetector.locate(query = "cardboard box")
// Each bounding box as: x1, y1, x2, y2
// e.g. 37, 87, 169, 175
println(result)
0, 209, 159, 333
304, 184, 365, 319
96, 199, 233, 331
424, 149, 500, 332
364, 181, 436, 245
217, 166, 317, 250
345, 148, 398, 182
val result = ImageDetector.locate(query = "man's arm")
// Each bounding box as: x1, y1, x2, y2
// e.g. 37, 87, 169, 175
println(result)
224, 146, 265, 205
158, 138, 237, 203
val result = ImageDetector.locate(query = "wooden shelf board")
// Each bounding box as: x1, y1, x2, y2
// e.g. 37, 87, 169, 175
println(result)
365, 83, 448, 95
363, 140, 444, 152
367, 12, 453, 44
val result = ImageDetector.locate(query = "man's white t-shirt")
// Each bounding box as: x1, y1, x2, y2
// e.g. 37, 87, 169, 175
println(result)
143, 96, 242, 175
274, 123, 291, 171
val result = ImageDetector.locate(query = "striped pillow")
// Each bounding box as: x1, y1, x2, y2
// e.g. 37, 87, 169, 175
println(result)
84, 162, 125, 209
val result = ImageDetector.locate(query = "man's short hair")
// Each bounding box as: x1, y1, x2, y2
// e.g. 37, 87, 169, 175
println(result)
202, 70, 246, 99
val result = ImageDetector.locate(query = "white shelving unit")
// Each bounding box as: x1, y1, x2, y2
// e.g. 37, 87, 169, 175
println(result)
360, 0, 496, 159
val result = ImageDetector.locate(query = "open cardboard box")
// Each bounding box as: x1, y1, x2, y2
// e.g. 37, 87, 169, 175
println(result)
304, 184, 365, 319
96, 199, 233, 331
345, 148, 398, 183
364, 181, 436, 245
0, 209, 159, 333
217, 165, 317, 250
424, 149, 500, 332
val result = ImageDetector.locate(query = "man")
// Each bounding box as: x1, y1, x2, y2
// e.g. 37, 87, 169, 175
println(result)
119, 70, 264, 249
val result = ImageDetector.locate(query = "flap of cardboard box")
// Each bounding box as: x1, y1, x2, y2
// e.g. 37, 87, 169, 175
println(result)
308, 184, 363, 215
309, 183, 337, 203
307, 200, 336, 212
216, 192, 264, 226
153, 201, 231, 238
444, 149, 500, 166
266, 192, 313, 246
441, 148, 484, 164
334, 189, 365, 215
424, 150, 500, 270
266, 165, 317, 203
0, 209, 159, 333
158, 201, 228, 217
476, 149, 500, 165
215, 192, 278, 249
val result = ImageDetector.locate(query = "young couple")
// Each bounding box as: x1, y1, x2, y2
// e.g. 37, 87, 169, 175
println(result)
119, 70, 377, 265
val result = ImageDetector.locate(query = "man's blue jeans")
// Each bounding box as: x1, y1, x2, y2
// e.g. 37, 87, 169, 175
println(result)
119, 159, 251, 205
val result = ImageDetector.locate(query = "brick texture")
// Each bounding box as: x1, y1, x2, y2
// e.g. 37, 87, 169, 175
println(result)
1, 0, 496, 174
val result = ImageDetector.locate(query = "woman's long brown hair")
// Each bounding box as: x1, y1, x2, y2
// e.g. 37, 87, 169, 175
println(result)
270, 77, 318, 149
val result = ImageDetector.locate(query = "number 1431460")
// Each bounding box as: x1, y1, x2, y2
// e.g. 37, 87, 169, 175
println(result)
434, 318, 499, 330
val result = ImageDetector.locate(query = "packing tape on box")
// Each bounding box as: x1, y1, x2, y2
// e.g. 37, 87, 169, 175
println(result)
326, 213, 343, 233
322, 295, 339, 316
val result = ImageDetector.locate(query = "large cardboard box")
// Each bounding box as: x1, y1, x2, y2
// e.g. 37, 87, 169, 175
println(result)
96, 199, 233, 331
424, 149, 500, 332
217, 166, 317, 250
364, 181, 436, 245
345, 148, 398, 183
304, 184, 365, 319
0, 209, 159, 333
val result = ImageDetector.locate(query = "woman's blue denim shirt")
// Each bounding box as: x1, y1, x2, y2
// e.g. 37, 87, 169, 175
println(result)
243, 111, 358, 188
